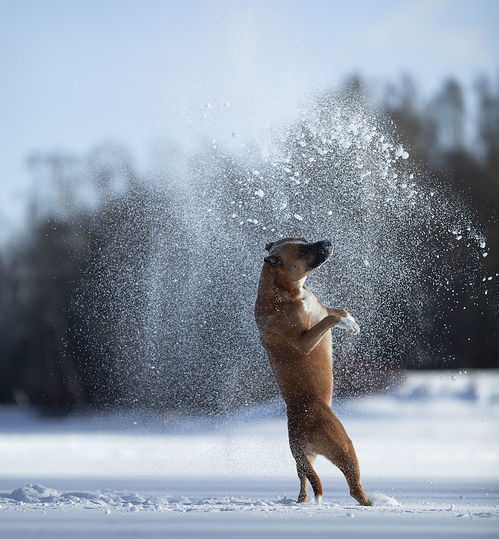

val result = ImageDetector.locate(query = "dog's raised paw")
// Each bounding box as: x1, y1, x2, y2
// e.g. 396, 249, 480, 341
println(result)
335, 314, 360, 335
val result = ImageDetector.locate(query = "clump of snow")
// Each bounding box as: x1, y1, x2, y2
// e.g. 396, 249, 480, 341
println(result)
293, 213, 303, 221
254, 189, 264, 198
395, 145, 409, 159
369, 492, 401, 506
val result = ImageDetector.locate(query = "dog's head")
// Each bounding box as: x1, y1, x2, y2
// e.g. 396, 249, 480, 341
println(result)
263, 237, 332, 280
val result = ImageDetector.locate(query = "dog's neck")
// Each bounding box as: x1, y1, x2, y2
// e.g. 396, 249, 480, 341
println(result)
259, 264, 307, 299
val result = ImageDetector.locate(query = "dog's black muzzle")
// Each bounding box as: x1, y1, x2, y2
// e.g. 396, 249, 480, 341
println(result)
300, 239, 333, 269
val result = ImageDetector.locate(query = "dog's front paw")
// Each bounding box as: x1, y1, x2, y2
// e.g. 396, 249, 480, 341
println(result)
335, 313, 360, 335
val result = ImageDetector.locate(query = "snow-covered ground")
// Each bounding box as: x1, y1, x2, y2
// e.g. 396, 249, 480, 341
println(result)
1, 369, 498, 538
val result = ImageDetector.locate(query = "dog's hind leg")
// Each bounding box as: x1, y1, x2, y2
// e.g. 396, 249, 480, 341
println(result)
317, 411, 371, 506
321, 442, 370, 506
291, 444, 323, 504
296, 465, 308, 503
335, 450, 371, 507
295, 452, 317, 503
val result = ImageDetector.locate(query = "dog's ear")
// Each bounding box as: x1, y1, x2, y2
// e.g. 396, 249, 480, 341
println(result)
264, 255, 280, 267
265, 242, 274, 252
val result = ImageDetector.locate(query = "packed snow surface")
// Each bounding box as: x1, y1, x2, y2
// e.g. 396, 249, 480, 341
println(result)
0, 370, 498, 538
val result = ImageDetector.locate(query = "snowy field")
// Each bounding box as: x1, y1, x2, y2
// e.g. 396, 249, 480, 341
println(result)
1, 369, 498, 538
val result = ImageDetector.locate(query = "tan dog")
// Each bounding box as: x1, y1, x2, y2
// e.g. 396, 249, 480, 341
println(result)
254, 237, 370, 506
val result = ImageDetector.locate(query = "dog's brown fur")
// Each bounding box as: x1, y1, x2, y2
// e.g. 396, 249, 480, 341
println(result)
254, 237, 370, 505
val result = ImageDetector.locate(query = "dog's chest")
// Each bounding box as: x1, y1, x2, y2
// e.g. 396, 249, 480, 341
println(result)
301, 290, 322, 322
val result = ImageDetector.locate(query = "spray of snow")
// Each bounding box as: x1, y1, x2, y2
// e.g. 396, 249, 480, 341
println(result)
81, 91, 490, 411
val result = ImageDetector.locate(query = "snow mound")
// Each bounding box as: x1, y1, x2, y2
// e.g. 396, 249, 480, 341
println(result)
9, 484, 59, 502
394, 370, 499, 404
2, 484, 154, 510
368, 492, 401, 506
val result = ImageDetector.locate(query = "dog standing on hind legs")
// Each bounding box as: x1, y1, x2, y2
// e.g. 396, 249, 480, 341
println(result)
254, 237, 371, 506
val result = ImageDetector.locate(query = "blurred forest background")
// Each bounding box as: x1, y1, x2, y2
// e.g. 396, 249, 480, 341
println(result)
0, 74, 497, 414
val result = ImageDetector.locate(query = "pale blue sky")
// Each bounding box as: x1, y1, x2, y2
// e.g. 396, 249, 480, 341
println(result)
1, 0, 498, 238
